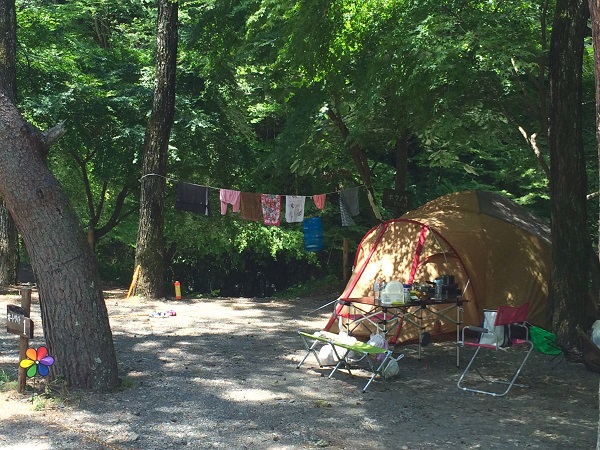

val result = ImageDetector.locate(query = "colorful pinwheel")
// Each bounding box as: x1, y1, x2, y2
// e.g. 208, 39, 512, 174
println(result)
19, 346, 55, 378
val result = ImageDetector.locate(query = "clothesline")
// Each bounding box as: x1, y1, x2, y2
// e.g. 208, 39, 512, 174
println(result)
139, 173, 366, 197
140, 173, 365, 242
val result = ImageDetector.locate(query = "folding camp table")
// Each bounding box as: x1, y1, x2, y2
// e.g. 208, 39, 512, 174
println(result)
323, 296, 466, 366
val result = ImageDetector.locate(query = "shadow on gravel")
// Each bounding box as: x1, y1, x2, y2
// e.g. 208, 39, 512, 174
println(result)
0, 291, 598, 450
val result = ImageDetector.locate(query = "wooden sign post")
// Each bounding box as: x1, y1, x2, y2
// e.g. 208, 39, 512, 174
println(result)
6, 288, 33, 393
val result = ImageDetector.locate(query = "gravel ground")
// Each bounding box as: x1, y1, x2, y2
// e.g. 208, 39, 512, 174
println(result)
0, 287, 598, 450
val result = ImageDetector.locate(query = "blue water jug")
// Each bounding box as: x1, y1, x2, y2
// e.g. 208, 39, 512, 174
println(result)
303, 217, 324, 252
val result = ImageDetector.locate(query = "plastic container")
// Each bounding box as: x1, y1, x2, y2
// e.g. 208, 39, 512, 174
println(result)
403, 284, 411, 303
303, 217, 324, 252
381, 281, 402, 305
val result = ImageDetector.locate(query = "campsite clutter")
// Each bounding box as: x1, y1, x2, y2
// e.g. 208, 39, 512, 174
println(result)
295, 190, 591, 392
148, 310, 177, 318
326, 190, 553, 343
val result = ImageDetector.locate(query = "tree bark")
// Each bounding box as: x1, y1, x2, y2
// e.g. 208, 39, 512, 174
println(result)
0, 0, 20, 285
0, 86, 118, 390
134, 0, 178, 298
590, 0, 600, 301
548, 0, 590, 349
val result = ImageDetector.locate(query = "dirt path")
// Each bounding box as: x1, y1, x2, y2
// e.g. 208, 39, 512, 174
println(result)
0, 289, 598, 449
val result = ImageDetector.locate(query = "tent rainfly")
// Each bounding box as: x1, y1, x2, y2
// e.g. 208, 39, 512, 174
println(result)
325, 190, 551, 343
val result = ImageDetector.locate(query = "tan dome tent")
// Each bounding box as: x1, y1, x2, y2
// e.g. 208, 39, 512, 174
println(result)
324, 190, 551, 343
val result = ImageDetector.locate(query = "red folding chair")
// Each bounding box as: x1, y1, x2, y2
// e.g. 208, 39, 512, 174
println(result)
457, 303, 533, 397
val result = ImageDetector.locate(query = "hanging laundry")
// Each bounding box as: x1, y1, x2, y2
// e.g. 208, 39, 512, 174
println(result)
340, 186, 360, 226
261, 194, 282, 226
175, 182, 210, 216
285, 195, 306, 223
340, 201, 355, 226
313, 194, 327, 210
240, 192, 262, 221
219, 189, 241, 215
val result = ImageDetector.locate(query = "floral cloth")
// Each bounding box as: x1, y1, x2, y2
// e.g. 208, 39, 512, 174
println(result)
261, 194, 282, 226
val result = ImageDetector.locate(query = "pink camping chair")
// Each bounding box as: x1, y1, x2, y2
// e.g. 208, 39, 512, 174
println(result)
457, 303, 533, 397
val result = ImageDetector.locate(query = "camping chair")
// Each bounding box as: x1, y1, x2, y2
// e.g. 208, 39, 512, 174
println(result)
457, 303, 533, 397
296, 330, 397, 392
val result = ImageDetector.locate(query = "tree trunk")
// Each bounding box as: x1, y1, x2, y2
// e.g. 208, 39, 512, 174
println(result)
0, 86, 118, 390
0, 201, 18, 282
548, 0, 589, 350
0, 0, 20, 285
134, 0, 178, 299
590, 0, 600, 304
392, 130, 411, 217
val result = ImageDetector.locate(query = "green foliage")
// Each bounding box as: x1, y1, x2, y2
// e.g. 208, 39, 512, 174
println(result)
30, 375, 70, 410
0, 369, 17, 392
242, 0, 561, 216
12, 0, 599, 295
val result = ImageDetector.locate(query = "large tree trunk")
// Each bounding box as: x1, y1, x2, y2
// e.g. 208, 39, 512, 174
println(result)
0, 0, 20, 285
590, 0, 600, 301
0, 86, 118, 390
134, 0, 178, 299
548, 0, 589, 350
0, 201, 18, 282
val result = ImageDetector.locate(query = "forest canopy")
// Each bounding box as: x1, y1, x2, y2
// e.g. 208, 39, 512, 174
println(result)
12, 0, 598, 297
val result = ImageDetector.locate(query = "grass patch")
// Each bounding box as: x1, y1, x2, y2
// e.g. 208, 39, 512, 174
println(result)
0, 369, 18, 392
30, 376, 71, 410
277, 275, 344, 299
118, 375, 140, 390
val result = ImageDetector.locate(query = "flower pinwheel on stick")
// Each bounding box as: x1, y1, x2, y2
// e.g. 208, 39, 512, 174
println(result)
19, 346, 55, 378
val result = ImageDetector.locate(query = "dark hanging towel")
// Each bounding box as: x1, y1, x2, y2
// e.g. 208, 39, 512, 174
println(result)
340, 186, 360, 226
175, 182, 210, 216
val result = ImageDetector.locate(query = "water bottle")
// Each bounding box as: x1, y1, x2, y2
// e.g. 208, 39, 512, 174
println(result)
403, 284, 411, 303
374, 281, 380, 299
434, 279, 442, 301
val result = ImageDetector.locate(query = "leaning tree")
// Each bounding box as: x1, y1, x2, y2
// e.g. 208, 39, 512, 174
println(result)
0, 83, 118, 390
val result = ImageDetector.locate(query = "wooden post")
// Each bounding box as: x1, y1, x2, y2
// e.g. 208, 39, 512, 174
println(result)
17, 287, 32, 393
343, 238, 350, 282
